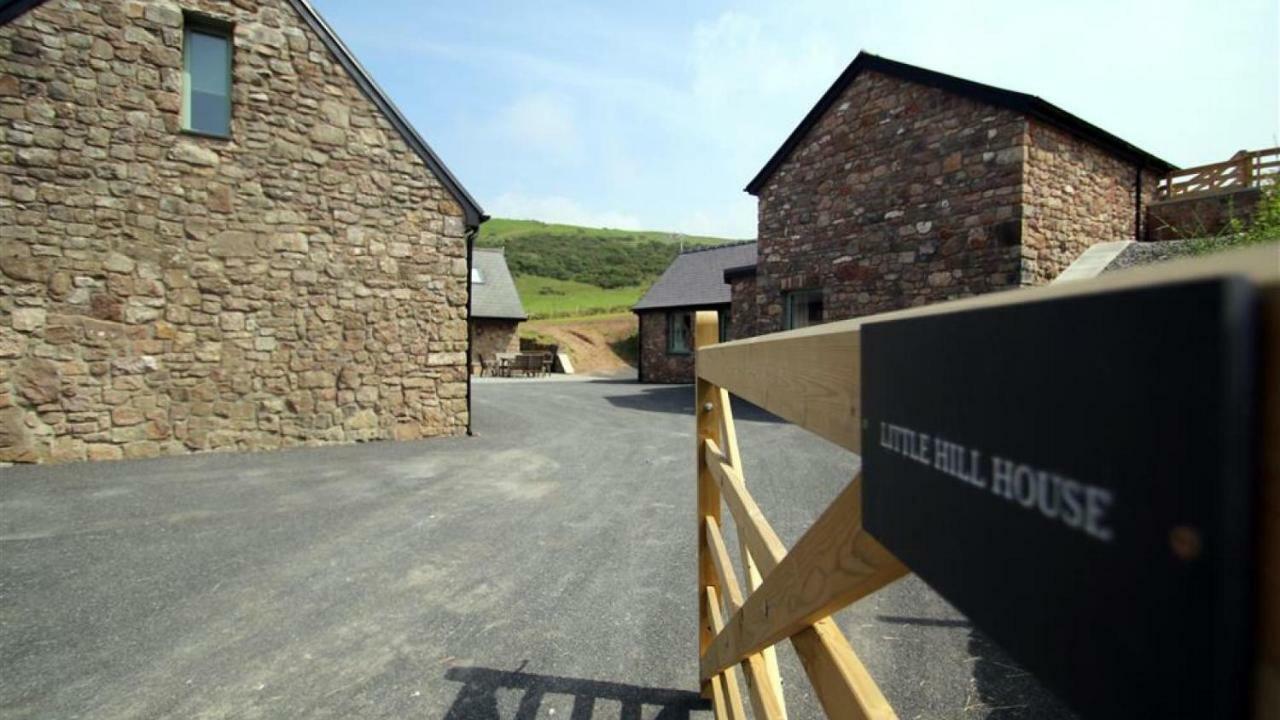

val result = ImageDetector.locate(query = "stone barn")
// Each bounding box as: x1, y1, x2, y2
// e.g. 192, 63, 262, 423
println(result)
632, 241, 756, 383
0, 0, 485, 463
731, 52, 1176, 337
469, 249, 526, 375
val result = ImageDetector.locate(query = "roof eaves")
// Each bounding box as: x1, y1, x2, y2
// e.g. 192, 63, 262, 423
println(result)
744, 51, 1175, 195
0, 0, 45, 25
632, 300, 731, 313
723, 264, 757, 282
286, 0, 486, 227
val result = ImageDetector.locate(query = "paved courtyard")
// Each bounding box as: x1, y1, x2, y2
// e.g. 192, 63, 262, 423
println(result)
0, 376, 1072, 719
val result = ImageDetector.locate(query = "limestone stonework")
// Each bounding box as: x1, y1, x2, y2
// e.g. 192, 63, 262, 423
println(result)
0, 0, 472, 464
637, 310, 692, 384
470, 318, 518, 375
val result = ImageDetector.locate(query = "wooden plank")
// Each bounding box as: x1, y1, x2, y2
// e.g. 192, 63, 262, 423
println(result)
707, 439, 896, 718
708, 423, 896, 719
708, 667, 730, 720
701, 474, 909, 678
705, 439, 789, 576
793, 619, 897, 720
706, 515, 745, 609
720, 389, 790, 720
705, 517, 787, 720
717, 387, 743, 471
696, 310, 722, 698
696, 244, 1280, 453
706, 587, 748, 720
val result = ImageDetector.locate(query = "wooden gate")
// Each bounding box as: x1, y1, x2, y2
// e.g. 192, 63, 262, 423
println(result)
692, 243, 1280, 720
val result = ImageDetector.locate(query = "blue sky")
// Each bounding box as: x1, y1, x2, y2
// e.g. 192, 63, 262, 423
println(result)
312, 0, 1279, 238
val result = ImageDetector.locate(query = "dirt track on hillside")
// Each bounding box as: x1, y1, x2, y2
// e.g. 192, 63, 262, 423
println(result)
525, 314, 636, 375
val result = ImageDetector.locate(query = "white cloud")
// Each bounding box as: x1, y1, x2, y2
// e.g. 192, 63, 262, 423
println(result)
498, 93, 582, 161
489, 192, 643, 231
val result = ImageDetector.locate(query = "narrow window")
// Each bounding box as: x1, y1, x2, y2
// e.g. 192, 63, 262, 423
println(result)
182, 19, 232, 137
717, 308, 730, 343
783, 289, 824, 330
667, 311, 692, 354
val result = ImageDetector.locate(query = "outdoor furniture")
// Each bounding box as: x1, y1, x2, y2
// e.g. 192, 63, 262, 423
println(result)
491, 352, 552, 377
494, 352, 518, 377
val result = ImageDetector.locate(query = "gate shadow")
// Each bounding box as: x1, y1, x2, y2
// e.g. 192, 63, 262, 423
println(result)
443, 666, 710, 720
598, 384, 783, 423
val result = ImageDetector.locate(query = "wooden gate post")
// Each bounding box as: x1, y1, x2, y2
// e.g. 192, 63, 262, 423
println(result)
695, 310, 723, 697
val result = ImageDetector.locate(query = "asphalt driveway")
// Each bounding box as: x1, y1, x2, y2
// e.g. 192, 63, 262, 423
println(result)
0, 376, 1072, 719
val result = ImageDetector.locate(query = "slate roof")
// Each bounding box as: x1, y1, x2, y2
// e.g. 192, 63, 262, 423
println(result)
0, 0, 486, 227
471, 250, 526, 320
745, 51, 1176, 195
633, 241, 757, 312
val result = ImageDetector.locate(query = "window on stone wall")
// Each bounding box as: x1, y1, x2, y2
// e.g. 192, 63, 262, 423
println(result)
182, 16, 233, 137
784, 289, 824, 330
667, 310, 692, 354
718, 308, 729, 343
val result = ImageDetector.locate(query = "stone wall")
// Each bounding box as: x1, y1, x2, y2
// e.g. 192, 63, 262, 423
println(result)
1020, 119, 1159, 284
1146, 188, 1261, 241
0, 0, 469, 464
726, 274, 756, 341
752, 70, 1027, 336
470, 318, 518, 375
637, 310, 694, 383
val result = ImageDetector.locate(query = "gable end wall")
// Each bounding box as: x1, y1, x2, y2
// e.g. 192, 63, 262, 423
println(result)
0, 0, 469, 463
752, 69, 1027, 336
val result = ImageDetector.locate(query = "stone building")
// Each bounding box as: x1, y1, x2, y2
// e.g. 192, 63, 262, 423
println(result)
632, 242, 755, 383
0, 0, 486, 463
731, 52, 1175, 337
469, 249, 525, 375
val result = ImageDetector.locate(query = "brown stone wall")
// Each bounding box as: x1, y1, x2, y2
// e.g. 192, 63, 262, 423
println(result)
470, 318, 518, 375
1146, 188, 1261, 241
1020, 119, 1158, 284
0, 0, 469, 464
753, 70, 1027, 335
726, 275, 756, 340
637, 310, 694, 383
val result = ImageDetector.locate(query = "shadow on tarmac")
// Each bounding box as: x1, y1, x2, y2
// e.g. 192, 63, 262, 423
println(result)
442, 666, 710, 720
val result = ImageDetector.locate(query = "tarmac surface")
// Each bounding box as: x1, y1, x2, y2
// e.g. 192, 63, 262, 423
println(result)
0, 375, 1074, 719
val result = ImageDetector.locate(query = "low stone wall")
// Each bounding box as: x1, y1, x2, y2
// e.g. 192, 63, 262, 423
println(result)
1146, 189, 1261, 241
637, 310, 694, 383
471, 318, 519, 375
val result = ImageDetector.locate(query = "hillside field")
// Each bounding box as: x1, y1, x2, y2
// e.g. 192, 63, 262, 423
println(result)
514, 276, 646, 319
479, 217, 742, 318
479, 218, 729, 247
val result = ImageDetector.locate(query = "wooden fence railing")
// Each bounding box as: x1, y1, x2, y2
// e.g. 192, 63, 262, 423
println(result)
1157, 147, 1280, 200
693, 243, 1280, 720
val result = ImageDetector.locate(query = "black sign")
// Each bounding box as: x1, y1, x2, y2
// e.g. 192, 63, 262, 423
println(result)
861, 278, 1258, 719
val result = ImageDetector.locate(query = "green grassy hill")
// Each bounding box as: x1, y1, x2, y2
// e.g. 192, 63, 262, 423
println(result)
514, 276, 647, 318
479, 218, 729, 247
478, 218, 742, 318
